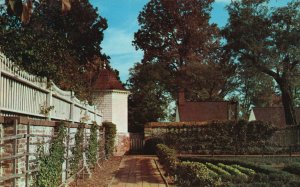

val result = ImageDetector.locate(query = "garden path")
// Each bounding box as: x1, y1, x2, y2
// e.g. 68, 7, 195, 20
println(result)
109, 155, 167, 187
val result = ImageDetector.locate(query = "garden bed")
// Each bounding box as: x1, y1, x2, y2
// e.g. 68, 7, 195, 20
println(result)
179, 156, 300, 186
156, 144, 300, 186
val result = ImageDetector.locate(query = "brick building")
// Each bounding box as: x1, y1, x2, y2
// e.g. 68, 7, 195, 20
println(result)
175, 90, 238, 122
249, 107, 300, 128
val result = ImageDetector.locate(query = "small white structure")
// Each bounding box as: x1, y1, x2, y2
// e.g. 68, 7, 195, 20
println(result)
92, 68, 129, 133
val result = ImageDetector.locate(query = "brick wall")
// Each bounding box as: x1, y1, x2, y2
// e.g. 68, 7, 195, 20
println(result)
0, 117, 104, 187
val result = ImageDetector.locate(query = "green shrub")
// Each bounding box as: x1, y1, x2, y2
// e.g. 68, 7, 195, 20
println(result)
103, 122, 116, 158
35, 122, 66, 187
146, 120, 277, 154
231, 164, 256, 176
176, 161, 221, 187
180, 156, 295, 184
283, 162, 300, 176
156, 144, 178, 175
71, 123, 84, 175
205, 162, 231, 180
144, 137, 164, 154
87, 121, 98, 166
217, 163, 248, 182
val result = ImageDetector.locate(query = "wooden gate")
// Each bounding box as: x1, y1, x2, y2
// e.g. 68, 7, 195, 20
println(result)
129, 133, 144, 153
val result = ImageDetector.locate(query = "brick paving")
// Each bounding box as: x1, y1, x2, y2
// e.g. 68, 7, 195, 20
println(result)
109, 155, 167, 187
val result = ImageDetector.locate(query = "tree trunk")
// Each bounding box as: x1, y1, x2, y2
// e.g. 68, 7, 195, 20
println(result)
277, 78, 297, 125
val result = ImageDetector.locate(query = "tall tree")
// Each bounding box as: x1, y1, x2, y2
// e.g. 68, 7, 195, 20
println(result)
133, 0, 236, 101
233, 66, 280, 119
223, 0, 300, 125
128, 62, 172, 132
0, 0, 108, 101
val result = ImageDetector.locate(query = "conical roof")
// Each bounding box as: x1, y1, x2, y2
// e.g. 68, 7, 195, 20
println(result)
93, 68, 126, 91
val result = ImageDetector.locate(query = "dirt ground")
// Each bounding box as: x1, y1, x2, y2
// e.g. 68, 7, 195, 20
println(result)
68, 156, 122, 187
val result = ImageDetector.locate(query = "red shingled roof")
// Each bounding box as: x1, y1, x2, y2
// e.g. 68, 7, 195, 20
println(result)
252, 107, 300, 128
93, 69, 126, 91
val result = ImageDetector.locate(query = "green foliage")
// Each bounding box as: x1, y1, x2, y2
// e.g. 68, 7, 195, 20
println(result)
234, 68, 279, 118
150, 120, 277, 154
156, 144, 178, 175
231, 164, 256, 177
205, 162, 231, 180
217, 163, 248, 182
176, 161, 221, 187
0, 0, 108, 101
144, 137, 164, 154
103, 122, 116, 158
128, 63, 173, 133
129, 0, 237, 130
156, 144, 297, 186
180, 156, 295, 185
223, 0, 300, 125
283, 162, 300, 176
35, 122, 66, 187
133, 0, 237, 101
71, 123, 84, 175
87, 121, 98, 166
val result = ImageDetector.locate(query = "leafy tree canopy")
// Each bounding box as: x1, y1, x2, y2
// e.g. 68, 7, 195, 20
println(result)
223, 0, 300, 125
128, 62, 173, 132
128, 0, 238, 130
133, 0, 237, 102
0, 0, 108, 101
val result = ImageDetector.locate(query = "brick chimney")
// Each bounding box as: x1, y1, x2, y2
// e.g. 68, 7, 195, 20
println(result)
178, 89, 185, 106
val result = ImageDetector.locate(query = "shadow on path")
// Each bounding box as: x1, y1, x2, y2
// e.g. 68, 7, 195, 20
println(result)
109, 155, 166, 187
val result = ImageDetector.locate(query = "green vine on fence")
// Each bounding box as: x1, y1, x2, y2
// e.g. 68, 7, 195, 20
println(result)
71, 123, 84, 175
35, 122, 66, 187
103, 122, 116, 158
87, 121, 98, 166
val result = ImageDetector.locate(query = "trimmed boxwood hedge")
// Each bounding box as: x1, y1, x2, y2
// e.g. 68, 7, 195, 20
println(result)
179, 156, 295, 185
156, 144, 300, 186
150, 120, 277, 154
156, 144, 177, 175
176, 161, 221, 187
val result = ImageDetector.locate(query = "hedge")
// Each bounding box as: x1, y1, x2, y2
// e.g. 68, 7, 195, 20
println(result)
103, 121, 116, 158
283, 162, 300, 176
180, 156, 295, 184
156, 144, 177, 175
148, 120, 277, 154
176, 161, 221, 187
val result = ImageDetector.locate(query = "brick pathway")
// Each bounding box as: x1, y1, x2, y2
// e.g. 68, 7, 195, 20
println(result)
109, 155, 167, 187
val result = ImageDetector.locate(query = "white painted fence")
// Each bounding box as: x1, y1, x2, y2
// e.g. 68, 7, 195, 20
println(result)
0, 52, 102, 124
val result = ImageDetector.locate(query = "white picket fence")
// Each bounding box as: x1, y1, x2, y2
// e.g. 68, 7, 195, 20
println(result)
0, 52, 102, 124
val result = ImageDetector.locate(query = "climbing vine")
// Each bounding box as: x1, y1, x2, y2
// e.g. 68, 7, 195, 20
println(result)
71, 123, 84, 175
103, 122, 116, 158
35, 122, 66, 187
87, 121, 98, 166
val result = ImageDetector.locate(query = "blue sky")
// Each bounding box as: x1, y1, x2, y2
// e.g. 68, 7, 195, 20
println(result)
90, 0, 291, 83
